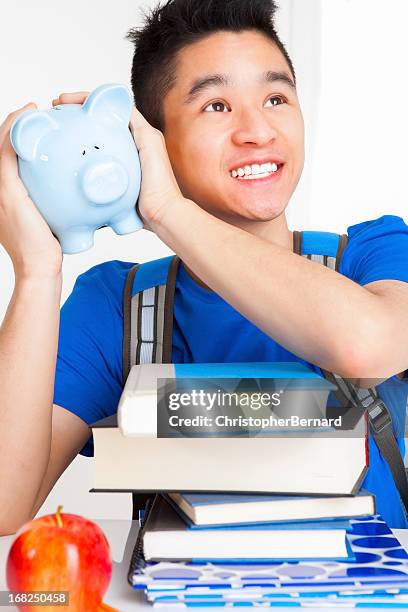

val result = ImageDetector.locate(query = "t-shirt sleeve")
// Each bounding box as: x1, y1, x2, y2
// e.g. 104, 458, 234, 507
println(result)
53, 261, 132, 456
340, 215, 408, 286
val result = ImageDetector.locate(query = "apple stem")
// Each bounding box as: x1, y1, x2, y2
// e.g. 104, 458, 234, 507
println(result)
56, 505, 63, 528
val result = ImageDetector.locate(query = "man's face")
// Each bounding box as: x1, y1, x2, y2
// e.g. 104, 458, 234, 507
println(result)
163, 30, 305, 223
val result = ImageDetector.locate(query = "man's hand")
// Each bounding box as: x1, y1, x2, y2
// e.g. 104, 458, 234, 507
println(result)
128, 106, 185, 229
53, 92, 186, 231
0, 104, 62, 280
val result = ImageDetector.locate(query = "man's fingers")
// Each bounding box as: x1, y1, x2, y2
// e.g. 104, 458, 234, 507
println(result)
52, 91, 90, 106
129, 106, 165, 153
1, 102, 37, 131
0, 102, 37, 152
129, 106, 152, 135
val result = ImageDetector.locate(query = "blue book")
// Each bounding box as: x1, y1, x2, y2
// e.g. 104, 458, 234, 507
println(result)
148, 594, 408, 608
148, 586, 408, 607
128, 501, 408, 596
166, 490, 375, 528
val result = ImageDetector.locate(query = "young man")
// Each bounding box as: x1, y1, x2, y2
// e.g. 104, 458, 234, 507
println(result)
0, 0, 408, 534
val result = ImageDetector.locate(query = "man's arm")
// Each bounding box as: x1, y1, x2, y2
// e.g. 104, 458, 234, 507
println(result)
30, 406, 91, 519
0, 275, 63, 534
154, 199, 407, 379
0, 105, 79, 534
0, 269, 91, 535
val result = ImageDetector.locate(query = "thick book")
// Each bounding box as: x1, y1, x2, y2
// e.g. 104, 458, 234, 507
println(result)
137, 495, 351, 561
91, 363, 368, 495
90, 414, 368, 495
167, 490, 375, 527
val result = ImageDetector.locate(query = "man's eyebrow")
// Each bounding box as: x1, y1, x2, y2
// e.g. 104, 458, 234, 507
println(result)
263, 70, 296, 90
184, 73, 230, 104
183, 70, 296, 104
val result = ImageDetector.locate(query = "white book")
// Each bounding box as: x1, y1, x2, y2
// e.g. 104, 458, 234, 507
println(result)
92, 362, 367, 495
141, 496, 350, 561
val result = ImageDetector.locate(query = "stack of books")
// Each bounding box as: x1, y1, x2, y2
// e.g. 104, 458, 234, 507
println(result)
128, 493, 408, 608
91, 362, 367, 494
89, 362, 408, 607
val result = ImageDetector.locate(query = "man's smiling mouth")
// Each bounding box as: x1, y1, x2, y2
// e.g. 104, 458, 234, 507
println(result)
230, 161, 283, 180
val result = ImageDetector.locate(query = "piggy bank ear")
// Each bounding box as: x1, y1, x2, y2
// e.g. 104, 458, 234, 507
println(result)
10, 110, 58, 162
83, 84, 132, 127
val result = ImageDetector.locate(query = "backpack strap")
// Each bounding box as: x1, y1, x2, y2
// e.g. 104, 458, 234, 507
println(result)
295, 229, 408, 518
292, 230, 348, 270
122, 255, 180, 385
122, 254, 180, 518
327, 373, 408, 515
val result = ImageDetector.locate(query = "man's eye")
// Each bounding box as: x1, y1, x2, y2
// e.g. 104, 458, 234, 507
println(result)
264, 96, 286, 108
203, 101, 229, 112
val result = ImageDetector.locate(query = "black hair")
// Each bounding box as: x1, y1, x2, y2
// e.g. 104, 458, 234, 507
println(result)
127, 0, 296, 130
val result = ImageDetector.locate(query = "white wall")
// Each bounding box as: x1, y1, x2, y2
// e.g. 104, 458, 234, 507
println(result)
287, 0, 408, 232
0, 0, 407, 519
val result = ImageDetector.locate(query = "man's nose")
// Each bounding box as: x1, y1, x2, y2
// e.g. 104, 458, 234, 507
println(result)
231, 107, 278, 147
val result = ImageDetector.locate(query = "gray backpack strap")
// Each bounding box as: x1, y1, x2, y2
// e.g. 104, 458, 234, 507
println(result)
122, 256, 181, 519
122, 263, 139, 385
293, 230, 347, 271
335, 233, 348, 271
324, 371, 408, 517
122, 256, 181, 386
162, 255, 181, 363
292, 230, 302, 256
296, 229, 408, 518
133, 256, 180, 366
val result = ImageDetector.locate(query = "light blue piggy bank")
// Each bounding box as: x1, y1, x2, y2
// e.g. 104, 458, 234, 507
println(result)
10, 83, 143, 254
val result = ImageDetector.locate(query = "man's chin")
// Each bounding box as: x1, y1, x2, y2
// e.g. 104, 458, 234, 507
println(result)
191, 192, 287, 224
226, 200, 287, 224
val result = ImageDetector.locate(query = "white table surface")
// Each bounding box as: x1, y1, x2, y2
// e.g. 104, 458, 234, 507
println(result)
1, 521, 407, 611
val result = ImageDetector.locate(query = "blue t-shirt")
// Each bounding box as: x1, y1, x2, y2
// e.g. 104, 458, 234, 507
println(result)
54, 215, 408, 527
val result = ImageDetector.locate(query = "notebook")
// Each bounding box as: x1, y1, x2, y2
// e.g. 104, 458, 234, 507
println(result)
129, 508, 408, 592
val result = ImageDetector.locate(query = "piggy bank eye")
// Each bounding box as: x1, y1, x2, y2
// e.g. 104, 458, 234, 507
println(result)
82, 148, 87, 156
94, 145, 100, 150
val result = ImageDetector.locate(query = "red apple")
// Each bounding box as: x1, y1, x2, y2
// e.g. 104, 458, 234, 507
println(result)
6, 506, 112, 612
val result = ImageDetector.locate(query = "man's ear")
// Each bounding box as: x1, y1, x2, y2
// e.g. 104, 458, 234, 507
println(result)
10, 110, 58, 162
83, 83, 132, 127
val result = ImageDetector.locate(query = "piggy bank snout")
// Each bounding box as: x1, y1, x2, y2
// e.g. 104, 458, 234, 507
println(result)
81, 160, 129, 205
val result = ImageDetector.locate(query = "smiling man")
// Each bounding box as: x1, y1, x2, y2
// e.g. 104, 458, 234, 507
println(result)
159, 32, 303, 228
1, 0, 408, 534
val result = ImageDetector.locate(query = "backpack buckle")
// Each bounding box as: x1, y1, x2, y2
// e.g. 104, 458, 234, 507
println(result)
367, 399, 392, 434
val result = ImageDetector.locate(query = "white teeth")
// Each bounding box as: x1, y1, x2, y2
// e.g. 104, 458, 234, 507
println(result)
230, 162, 281, 178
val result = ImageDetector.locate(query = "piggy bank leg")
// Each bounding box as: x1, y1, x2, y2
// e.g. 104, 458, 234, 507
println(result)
110, 209, 143, 235
59, 226, 95, 254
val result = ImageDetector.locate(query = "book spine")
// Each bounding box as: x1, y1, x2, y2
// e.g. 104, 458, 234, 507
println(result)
127, 495, 156, 586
